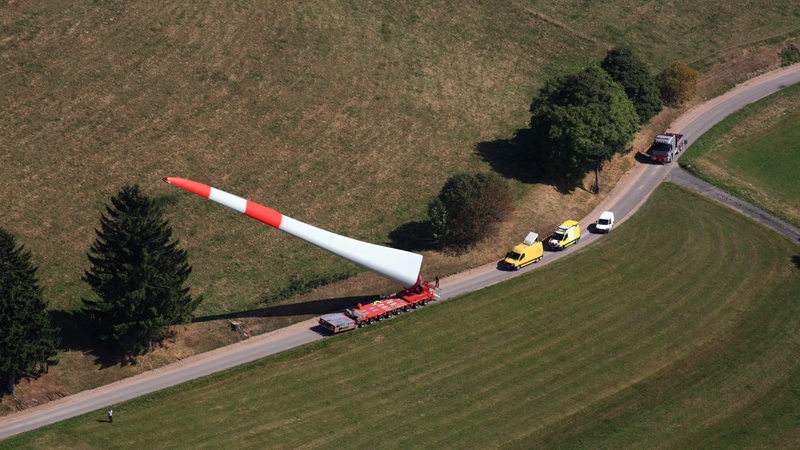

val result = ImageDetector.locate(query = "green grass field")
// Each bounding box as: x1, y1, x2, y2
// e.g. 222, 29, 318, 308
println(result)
681, 82, 800, 227
6, 183, 799, 448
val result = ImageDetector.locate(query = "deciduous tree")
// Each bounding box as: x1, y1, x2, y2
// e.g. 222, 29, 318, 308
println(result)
656, 61, 699, 107
429, 172, 513, 248
601, 46, 663, 124
528, 66, 639, 189
427, 198, 448, 247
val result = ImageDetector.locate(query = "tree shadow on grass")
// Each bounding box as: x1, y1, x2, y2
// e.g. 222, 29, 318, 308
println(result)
388, 220, 439, 252
475, 129, 541, 184
49, 309, 92, 352
49, 309, 143, 369
475, 128, 577, 195
192, 294, 378, 323
388, 221, 484, 257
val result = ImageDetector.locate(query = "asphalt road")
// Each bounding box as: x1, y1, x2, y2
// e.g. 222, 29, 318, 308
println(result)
1, 63, 799, 441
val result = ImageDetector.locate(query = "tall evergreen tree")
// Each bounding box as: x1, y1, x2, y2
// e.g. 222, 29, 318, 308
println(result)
0, 227, 58, 395
82, 185, 200, 357
601, 46, 663, 124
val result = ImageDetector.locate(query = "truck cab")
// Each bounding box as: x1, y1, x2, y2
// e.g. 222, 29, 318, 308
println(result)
547, 220, 581, 250
649, 133, 687, 164
503, 232, 543, 270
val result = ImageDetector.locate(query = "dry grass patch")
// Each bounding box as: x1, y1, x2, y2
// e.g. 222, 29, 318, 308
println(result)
694, 36, 800, 97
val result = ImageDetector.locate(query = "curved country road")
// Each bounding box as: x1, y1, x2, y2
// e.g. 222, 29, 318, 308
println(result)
2, 63, 799, 440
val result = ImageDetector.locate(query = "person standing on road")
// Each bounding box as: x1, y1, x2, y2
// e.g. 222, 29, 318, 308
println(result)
107, 408, 113, 423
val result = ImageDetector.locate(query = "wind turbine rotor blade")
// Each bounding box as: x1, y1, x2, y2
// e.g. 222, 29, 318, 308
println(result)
163, 177, 422, 288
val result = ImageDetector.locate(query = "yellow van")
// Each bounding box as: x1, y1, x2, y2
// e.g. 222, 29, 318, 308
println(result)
547, 220, 581, 250
502, 232, 544, 270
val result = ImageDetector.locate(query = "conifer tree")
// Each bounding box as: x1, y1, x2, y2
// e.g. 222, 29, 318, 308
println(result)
82, 185, 200, 357
0, 227, 58, 395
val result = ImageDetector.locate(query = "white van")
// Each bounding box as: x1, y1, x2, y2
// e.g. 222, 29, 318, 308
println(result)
596, 211, 615, 233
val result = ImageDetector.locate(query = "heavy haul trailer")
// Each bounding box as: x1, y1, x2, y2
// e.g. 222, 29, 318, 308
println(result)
319, 280, 438, 333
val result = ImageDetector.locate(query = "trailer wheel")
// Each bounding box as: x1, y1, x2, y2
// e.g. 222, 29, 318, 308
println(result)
368, 318, 375, 325
385, 311, 393, 319
422, 299, 428, 306
403, 306, 410, 312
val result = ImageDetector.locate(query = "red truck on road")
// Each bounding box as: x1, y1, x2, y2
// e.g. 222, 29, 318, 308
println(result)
319, 280, 438, 333
648, 133, 687, 164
